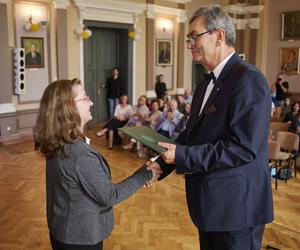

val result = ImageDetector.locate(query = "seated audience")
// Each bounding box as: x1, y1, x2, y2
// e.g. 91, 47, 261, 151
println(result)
143, 99, 163, 130
183, 89, 193, 104
156, 109, 177, 138
283, 101, 300, 123
156, 99, 184, 138
96, 95, 132, 149
173, 103, 191, 139
126, 95, 149, 126
157, 98, 165, 112
176, 94, 185, 114
281, 97, 292, 119
122, 95, 149, 149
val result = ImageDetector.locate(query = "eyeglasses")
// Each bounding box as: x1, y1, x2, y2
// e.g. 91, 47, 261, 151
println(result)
186, 30, 212, 46
75, 96, 91, 102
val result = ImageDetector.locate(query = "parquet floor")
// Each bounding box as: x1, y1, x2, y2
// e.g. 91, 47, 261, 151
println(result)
0, 124, 300, 250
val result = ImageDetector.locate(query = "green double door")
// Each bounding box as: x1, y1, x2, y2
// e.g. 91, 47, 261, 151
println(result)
84, 22, 133, 124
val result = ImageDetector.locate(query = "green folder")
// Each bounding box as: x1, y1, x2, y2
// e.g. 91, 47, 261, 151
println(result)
118, 126, 175, 153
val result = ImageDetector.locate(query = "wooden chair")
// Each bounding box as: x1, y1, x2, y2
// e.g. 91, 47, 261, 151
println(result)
268, 129, 273, 140
269, 122, 289, 140
268, 140, 290, 190
276, 131, 299, 178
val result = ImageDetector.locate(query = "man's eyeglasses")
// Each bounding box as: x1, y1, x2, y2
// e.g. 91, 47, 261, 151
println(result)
186, 30, 212, 46
75, 96, 91, 102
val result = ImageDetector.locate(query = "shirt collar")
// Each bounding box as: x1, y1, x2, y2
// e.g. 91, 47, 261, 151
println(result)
211, 51, 235, 80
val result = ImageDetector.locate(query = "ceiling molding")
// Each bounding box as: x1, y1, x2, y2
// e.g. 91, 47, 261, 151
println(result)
225, 4, 264, 15
146, 4, 187, 23
74, 0, 146, 23
53, 0, 70, 9
164, 0, 191, 3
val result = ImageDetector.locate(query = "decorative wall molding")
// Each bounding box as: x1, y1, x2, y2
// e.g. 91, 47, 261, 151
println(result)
0, 103, 16, 114
164, 0, 191, 3
233, 18, 260, 30
146, 90, 156, 98
53, 0, 70, 9
74, 0, 146, 24
146, 4, 187, 23
225, 4, 264, 30
225, 4, 264, 15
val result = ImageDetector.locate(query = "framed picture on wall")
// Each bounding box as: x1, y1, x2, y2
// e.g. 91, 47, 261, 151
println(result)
21, 37, 44, 68
280, 47, 299, 74
157, 40, 172, 66
281, 11, 300, 40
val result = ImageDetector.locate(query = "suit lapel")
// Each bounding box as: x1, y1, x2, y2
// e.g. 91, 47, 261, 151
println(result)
187, 53, 242, 138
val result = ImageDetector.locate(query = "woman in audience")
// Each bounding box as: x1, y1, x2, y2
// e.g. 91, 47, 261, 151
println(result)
122, 95, 149, 149
283, 100, 300, 123
157, 98, 165, 112
96, 94, 132, 149
281, 96, 292, 119
35, 79, 160, 250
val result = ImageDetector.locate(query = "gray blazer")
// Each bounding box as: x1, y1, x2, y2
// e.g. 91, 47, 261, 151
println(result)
46, 139, 152, 245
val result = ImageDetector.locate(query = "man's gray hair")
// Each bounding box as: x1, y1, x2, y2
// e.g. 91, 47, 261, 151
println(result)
189, 5, 236, 47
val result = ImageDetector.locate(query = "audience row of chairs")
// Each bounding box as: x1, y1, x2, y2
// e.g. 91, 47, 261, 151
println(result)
268, 123, 299, 190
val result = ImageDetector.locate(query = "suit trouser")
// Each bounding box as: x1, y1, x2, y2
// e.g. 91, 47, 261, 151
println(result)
50, 234, 103, 250
199, 225, 265, 250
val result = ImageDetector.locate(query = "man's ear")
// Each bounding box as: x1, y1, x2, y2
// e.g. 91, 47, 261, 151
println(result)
215, 28, 225, 46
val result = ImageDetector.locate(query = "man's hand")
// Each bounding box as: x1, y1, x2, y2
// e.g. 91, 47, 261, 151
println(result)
158, 142, 176, 164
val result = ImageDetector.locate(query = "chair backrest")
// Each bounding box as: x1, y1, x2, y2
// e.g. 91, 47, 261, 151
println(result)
268, 129, 273, 140
270, 116, 283, 122
276, 131, 299, 152
273, 107, 282, 118
270, 122, 289, 139
268, 140, 280, 160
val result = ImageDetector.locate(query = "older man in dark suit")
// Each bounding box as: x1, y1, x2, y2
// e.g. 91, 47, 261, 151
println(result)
25, 44, 41, 66
149, 4, 273, 250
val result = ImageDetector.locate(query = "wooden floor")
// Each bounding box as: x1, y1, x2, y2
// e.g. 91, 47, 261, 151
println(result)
1, 124, 300, 250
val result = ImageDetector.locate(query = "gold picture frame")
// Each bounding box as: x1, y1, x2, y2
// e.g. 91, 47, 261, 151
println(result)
157, 39, 172, 66
281, 11, 300, 40
280, 47, 299, 74
21, 37, 44, 68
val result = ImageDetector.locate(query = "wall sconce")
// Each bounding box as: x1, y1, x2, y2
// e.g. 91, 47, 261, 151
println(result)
128, 28, 142, 41
23, 14, 47, 32
75, 25, 92, 40
158, 19, 173, 33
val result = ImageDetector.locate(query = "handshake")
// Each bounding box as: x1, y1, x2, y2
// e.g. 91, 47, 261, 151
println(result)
144, 161, 163, 188
140, 141, 176, 188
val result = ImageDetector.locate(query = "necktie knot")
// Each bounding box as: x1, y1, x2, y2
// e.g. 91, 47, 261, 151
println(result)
204, 72, 217, 84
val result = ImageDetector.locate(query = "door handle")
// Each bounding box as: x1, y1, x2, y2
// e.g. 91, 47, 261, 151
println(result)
97, 84, 106, 95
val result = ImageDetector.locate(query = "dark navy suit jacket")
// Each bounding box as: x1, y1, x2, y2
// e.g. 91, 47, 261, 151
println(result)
157, 53, 274, 231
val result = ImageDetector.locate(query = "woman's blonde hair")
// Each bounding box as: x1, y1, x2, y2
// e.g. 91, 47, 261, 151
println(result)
35, 79, 84, 158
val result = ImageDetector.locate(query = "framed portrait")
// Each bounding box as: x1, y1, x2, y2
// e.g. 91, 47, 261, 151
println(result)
281, 11, 300, 40
21, 37, 44, 68
280, 47, 300, 74
157, 40, 172, 66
